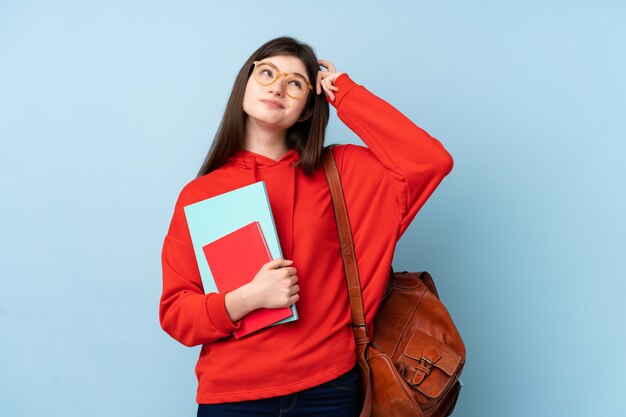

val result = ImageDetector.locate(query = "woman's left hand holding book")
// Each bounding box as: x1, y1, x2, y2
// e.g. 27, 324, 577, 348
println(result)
224, 258, 299, 322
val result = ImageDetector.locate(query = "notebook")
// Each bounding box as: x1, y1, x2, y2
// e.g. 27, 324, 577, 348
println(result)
202, 221, 293, 338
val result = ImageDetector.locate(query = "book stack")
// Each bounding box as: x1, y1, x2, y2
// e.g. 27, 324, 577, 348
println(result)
184, 181, 298, 338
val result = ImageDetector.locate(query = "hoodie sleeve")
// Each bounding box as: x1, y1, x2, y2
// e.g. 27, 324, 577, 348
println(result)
159, 187, 242, 347
327, 74, 454, 238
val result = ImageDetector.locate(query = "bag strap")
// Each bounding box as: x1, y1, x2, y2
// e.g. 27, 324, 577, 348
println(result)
322, 145, 373, 417
322, 145, 370, 344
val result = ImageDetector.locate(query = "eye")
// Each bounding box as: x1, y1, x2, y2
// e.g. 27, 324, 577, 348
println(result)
289, 79, 303, 89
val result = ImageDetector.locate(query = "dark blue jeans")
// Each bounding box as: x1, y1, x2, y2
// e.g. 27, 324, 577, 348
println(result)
197, 365, 361, 417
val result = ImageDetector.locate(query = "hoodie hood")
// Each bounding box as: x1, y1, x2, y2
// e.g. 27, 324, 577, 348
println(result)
225, 148, 301, 260
226, 148, 300, 182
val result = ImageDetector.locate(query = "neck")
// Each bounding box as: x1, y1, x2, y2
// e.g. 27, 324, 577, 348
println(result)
244, 118, 289, 161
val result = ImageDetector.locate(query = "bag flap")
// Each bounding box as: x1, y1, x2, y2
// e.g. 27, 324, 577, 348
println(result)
402, 331, 462, 377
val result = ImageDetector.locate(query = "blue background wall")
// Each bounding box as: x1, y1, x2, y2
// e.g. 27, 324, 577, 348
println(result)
1, 1, 624, 416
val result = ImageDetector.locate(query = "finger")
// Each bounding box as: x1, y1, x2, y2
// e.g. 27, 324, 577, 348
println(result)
321, 78, 335, 101
264, 258, 293, 270
320, 77, 329, 98
289, 285, 300, 296
317, 71, 333, 94
321, 76, 330, 91
317, 59, 336, 73
316, 71, 324, 94
322, 74, 340, 91
282, 267, 297, 276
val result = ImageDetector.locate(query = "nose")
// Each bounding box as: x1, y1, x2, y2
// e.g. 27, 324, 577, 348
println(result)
268, 75, 286, 96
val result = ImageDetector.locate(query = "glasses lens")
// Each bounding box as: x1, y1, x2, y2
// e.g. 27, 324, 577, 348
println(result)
254, 63, 276, 85
285, 75, 308, 98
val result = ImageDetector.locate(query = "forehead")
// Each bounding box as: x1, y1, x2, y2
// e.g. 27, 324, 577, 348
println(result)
262, 55, 308, 78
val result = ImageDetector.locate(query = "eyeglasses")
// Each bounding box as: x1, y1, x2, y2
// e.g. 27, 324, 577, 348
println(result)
252, 61, 312, 99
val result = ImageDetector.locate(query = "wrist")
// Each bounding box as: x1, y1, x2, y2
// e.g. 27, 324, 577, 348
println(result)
238, 282, 260, 312
225, 284, 257, 322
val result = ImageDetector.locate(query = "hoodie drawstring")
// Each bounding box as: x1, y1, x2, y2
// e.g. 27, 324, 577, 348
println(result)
289, 163, 297, 260
250, 156, 259, 182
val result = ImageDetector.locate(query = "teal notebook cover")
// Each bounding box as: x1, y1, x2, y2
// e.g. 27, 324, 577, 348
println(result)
183, 181, 298, 324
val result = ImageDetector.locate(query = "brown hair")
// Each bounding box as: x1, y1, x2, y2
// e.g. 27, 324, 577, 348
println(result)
196, 36, 330, 178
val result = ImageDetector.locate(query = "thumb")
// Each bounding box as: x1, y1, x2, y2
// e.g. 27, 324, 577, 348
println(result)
262, 258, 293, 270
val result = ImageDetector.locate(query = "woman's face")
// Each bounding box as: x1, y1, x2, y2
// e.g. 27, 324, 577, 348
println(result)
242, 55, 311, 132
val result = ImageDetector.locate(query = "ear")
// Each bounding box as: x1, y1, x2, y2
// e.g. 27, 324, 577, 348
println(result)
297, 107, 313, 122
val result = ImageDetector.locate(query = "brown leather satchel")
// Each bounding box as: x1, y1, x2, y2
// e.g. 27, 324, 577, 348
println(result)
323, 145, 466, 417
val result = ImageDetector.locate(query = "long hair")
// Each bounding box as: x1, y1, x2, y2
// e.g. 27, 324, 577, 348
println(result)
196, 36, 330, 178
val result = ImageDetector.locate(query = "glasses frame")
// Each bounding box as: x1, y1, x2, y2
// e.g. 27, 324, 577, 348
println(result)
252, 60, 313, 99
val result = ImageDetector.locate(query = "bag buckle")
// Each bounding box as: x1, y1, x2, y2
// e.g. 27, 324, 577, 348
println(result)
419, 356, 434, 367
352, 323, 369, 332
352, 323, 370, 342
416, 356, 434, 376
406, 356, 436, 386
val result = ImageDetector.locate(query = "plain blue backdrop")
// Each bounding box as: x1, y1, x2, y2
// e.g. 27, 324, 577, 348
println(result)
1, 1, 624, 416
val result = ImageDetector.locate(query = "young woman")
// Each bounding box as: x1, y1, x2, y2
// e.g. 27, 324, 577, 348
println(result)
160, 36, 454, 417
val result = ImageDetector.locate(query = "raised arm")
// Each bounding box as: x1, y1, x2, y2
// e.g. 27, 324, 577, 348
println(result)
318, 63, 453, 238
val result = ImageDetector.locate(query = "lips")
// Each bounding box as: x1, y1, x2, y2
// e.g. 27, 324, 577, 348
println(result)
261, 99, 285, 109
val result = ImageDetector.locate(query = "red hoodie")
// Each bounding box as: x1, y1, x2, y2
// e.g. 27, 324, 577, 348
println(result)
160, 74, 453, 403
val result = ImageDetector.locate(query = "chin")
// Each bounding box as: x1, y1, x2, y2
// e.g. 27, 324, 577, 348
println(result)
248, 112, 296, 130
